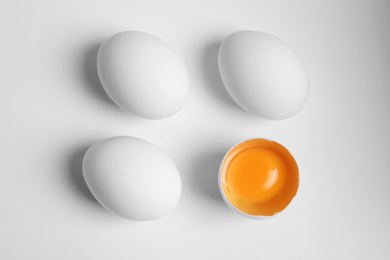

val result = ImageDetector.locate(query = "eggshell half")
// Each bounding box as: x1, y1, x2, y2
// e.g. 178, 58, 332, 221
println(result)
218, 138, 299, 219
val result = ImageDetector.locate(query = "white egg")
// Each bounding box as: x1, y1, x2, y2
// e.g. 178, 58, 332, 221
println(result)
97, 31, 190, 119
218, 31, 309, 120
82, 136, 182, 221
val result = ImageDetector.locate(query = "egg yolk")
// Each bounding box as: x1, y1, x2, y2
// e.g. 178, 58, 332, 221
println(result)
221, 139, 299, 216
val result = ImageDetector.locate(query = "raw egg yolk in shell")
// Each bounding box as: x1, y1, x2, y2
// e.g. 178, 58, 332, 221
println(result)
221, 139, 299, 216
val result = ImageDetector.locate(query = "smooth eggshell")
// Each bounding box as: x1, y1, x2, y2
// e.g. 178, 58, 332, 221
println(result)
82, 136, 182, 221
97, 31, 190, 119
218, 31, 309, 120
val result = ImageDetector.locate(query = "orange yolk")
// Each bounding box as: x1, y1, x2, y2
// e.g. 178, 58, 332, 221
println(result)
221, 139, 299, 216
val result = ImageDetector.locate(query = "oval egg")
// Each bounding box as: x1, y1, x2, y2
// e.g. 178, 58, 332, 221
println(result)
97, 31, 190, 119
82, 136, 182, 221
218, 31, 309, 120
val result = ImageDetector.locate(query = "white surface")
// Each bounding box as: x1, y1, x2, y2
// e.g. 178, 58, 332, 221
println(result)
97, 31, 189, 119
83, 136, 182, 221
1, 0, 389, 259
218, 31, 309, 119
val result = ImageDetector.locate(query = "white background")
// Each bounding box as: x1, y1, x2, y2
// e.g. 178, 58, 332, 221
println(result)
1, 0, 389, 259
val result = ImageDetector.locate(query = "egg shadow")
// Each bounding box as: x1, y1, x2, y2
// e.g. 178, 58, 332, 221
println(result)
83, 43, 121, 110
202, 41, 242, 111
190, 150, 226, 204
68, 144, 100, 206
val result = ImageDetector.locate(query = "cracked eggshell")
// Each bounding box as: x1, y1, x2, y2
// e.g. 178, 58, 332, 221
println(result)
218, 138, 299, 219
218, 31, 309, 120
